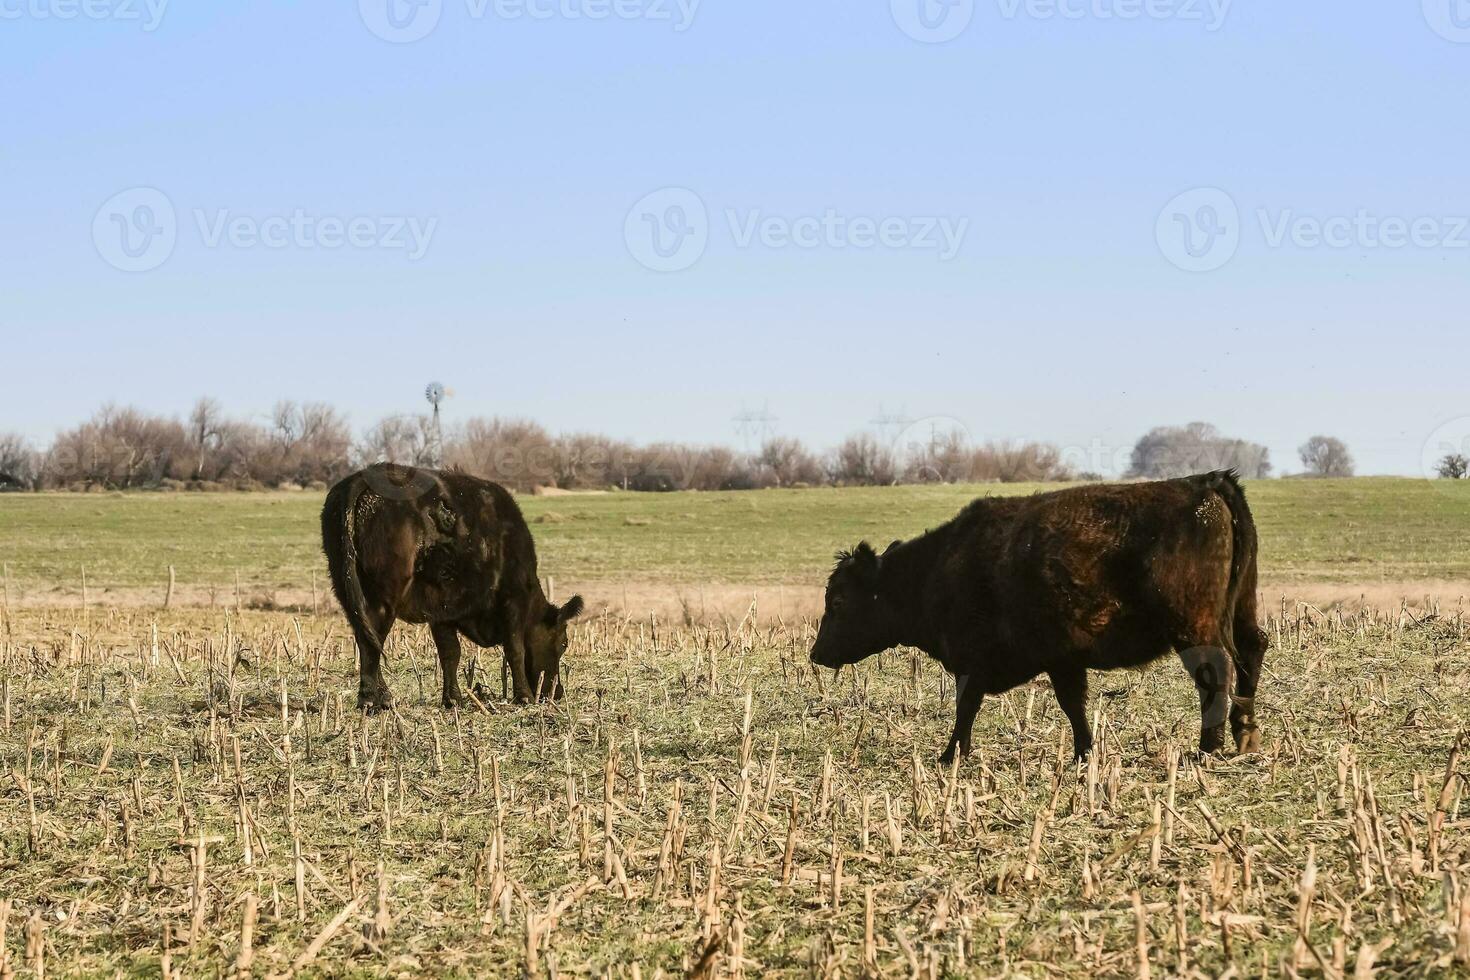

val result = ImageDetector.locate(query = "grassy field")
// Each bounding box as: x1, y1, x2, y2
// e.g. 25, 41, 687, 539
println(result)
0, 604, 1466, 975
1, 478, 1469, 602
3, 481, 1470, 975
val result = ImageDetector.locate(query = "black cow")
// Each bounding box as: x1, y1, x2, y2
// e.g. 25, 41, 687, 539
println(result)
810, 471, 1267, 762
321, 463, 583, 710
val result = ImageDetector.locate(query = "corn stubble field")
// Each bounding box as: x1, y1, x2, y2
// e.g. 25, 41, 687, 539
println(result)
3, 597, 1469, 977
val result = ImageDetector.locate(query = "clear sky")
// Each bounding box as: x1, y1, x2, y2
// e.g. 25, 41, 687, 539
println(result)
3, 0, 1467, 475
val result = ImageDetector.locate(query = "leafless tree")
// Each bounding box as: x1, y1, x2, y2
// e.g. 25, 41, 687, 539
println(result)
188, 397, 226, 480
1437, 453, 1469, 480
448, 417, 557, 491
1298, 435, 1354, 477
829, 434, 898, 486
0, 433, 37, 489
359, 415, 438, 467
48, 405, 189, 488
267, 401, 352, 485
758, 437, 825, 487
1128, 422, 1271, 479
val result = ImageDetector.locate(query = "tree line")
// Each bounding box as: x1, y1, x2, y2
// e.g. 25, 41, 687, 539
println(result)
0, 401, 1362, 492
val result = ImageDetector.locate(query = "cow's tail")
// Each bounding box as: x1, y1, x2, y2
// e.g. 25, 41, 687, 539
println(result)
1201, 470, 1255, 644
1204, 469, 1268, 746
321, 475, 385, 668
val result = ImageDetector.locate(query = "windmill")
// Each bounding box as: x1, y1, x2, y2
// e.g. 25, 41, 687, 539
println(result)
425, 382, 447, 466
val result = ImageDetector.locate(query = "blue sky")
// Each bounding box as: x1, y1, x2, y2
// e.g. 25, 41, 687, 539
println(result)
3, 0, 1467, 475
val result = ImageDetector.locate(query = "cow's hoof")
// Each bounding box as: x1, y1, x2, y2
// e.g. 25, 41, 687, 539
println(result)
1234, 726, 1261, 754
441, 692, 463, 710
1197, 725, 1227, 756
358, 690, 393, 713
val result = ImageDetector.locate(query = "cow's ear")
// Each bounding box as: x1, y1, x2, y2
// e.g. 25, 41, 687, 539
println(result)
851, 541, 881, 588
556, 595, 585, 625
883, 540, 902, 555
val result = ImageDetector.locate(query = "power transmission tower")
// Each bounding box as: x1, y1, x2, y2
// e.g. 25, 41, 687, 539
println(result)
870, 405, 913, 448
732, 403, 778, 452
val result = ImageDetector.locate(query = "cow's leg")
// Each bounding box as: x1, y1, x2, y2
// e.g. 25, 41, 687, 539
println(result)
356, 606, 396, 712
939, 673, 985, 765
431, 623, 464, 708
503, 611, 534, 704
1048, 665, 1092, 761
1177, 639, 1234, 756
1230, 605, 1268, 754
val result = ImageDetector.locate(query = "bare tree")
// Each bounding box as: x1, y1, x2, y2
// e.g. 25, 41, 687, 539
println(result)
550, 433, 628, 489
1298, 435, 1354, 477
448, 417, 557, 491
1128, 422, 1271, 479
973, 440, 1075, 483
359, 415, 437, 467
266, 401, 352, 485
1437, 453, 1469, 480
47, 405, 189, 488
829, 434, 898, 486
758, 437, 824, 487
0, 433, 37, 489
188, 397, 225, 480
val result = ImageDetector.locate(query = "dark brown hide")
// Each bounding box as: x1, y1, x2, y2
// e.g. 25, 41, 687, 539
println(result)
321, 464, 583, 710
811, 471, 1267, 761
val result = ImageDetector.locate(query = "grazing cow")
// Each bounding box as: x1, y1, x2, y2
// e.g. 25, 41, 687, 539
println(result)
810, 471, 1267, 762
321, 463, 583, 710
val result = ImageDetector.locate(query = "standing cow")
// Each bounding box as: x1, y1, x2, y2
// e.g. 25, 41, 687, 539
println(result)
321, 463, 583, 710
810, 471, 1267, 762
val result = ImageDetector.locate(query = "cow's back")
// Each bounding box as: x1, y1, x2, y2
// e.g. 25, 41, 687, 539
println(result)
324, 463, 538, 624
940, 477, 1238, 662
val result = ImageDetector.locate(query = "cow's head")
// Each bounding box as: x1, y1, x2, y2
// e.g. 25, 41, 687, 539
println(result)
527, 595, 585, 700
810, 541, 893, 669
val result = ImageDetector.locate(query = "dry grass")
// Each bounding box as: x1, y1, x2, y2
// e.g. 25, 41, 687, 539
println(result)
2, 602, 1469, 977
